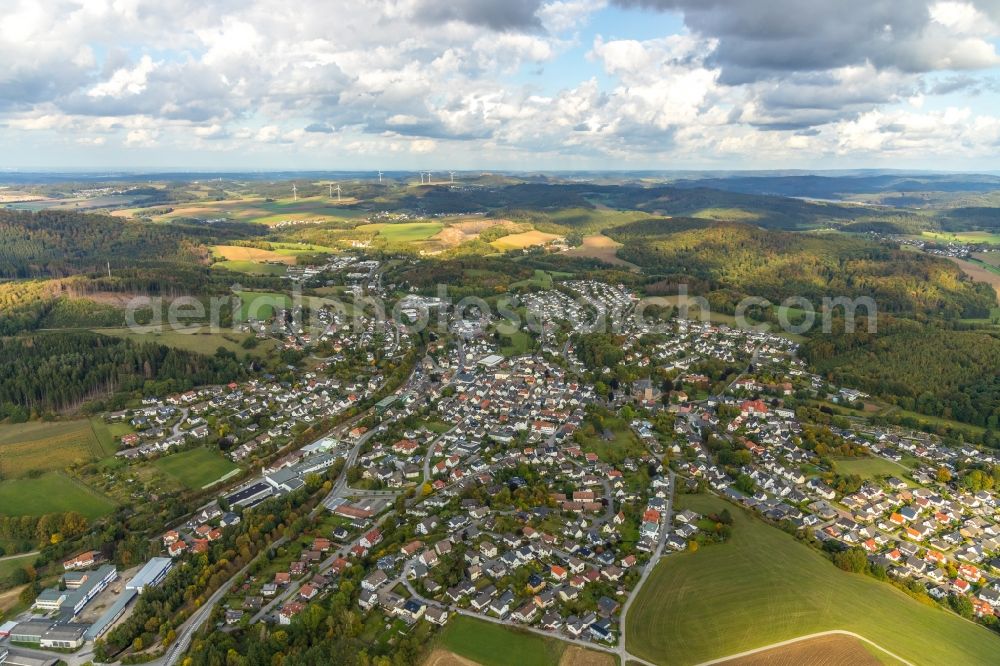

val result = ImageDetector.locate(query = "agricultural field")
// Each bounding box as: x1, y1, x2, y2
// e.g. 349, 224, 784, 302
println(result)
0, 419, 106, 478
212, 260, 288, 276
831, 457, 914, 483
355, 222, 444, 245
973, 251, 1000, 267
534, 206, 654, 234
564, 234, 637, 269
120, 196, 365, 226
428, 218, 521, 249
946, 258, 1000, 303
152, 447, 238, 489
919, 230, 1000, 245
436, 615, 565, 666
89, 417, 133, 456
721, 633, 899, 666
0, 472, 116, 519
210, 245, 297, 265
490, 229, 563, 251
625, 494, 1000, 665
93, 325, 276, 358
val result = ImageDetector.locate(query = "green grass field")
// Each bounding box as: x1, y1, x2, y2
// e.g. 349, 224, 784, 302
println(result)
89, 417, 132, 457
0, 472, 116, 519
626, 494, 1000, 665
691, 207, 764, 222
832, 457, 914, 483
152, 448, 238, 489
920, 230, 1000, 245
212, 260, 288, 276
574, 416, 646, 465
0, 420, 106, 478
510, 269, 555, 290
437, 615, 565, 666
269, 241, 338, 255
498, 329, 534, 356
354, 222, 444, 244
93, 325, 275, 358
234, 290, 292, 320
0, 552, 37, 580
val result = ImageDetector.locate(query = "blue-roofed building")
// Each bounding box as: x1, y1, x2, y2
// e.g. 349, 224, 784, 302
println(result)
85, 588, 138, 641
126, 557, 173, 594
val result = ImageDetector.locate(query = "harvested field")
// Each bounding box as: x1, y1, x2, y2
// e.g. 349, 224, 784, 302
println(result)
559, 646, 615, 666
720, 633, 887, 666
947, 257, 1000, 303
565, 234, 637, 269
211, 245, 297, 264
491, 229, 562, 250
973, 251, 1000, 267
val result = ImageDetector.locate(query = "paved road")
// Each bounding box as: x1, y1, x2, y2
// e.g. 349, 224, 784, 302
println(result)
616, 469, 676, 666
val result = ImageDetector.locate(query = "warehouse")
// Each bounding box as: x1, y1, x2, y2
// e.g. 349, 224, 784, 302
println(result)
126, 557, 173, 593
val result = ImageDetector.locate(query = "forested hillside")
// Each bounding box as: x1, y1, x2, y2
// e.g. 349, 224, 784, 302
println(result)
805, 318, 1000, 431
0, 209, 265, 278
0, 331, 245, 417
607, 218, 997, 318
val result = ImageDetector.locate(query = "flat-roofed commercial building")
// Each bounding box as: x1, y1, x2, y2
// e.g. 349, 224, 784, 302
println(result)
126, 557, 173, 593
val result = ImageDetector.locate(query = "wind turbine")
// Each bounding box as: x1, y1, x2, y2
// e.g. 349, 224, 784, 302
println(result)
377, 170, 383, 184
336, 183, 342, 202
292, 184, 298, 201
328, 183, 333, 198
449, 171, 455, 183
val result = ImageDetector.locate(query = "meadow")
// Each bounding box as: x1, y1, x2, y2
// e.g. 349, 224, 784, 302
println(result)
573, 416, 646, 465
436, 615, 565, 666
0, 552, 36, 580
0, 472, 116, 519
920, 230, 1000, 245
354, 222, 444, 244
234, 290, 292, 320
93, 325, 275, 358
212, 260, 288, 276
122, 195, 365, 226
89, 417, 134, 455
832, 456, 914, 483
626, 493, 1000, 665
152, 447, 238, 489
0, 419, 106, 478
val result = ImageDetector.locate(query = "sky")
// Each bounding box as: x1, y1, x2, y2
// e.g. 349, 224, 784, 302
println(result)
2, 0, 1000, 171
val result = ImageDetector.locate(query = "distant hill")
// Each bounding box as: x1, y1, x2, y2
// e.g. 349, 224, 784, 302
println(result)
606, 217, 997, 319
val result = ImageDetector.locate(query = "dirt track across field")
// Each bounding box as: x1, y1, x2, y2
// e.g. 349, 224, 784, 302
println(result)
712, 632, 905, 666
423, 650, 483, 666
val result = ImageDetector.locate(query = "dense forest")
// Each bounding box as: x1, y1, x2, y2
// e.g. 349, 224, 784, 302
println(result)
0, 331, 245, 415
0, 209, 265, 278
607, 218, 997, 319
805, 318, 1000, 430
